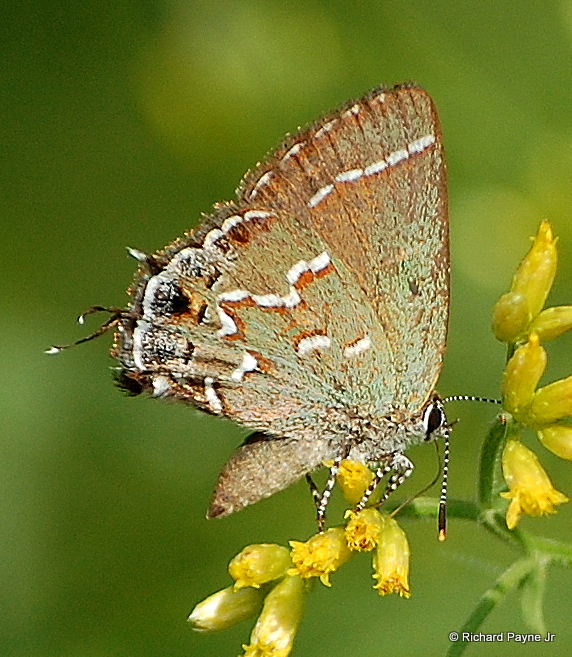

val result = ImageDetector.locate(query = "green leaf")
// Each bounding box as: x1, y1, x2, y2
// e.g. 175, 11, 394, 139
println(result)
478, 413, 512, 508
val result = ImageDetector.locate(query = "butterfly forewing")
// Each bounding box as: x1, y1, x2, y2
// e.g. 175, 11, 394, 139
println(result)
239, 85, 449, 412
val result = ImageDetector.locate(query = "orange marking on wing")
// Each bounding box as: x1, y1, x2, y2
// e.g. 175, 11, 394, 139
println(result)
257, 305, 289, 315
315, 262, 335, 279
293, 270, 315, 290
225, 223, 251, 244
222, 296, 256, 308
246, 350, 275, 376
219, 304, 247, 341
293, 263, 335, 290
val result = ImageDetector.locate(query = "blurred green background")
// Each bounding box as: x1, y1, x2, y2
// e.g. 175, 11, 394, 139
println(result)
3, 1, 572, 656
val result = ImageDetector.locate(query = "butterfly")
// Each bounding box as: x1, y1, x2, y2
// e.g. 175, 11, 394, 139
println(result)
51, 83, 450, 529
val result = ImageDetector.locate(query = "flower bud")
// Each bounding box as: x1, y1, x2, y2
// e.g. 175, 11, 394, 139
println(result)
529, 375, 572, 425
529, 306, 572, 342
229, 544, 291, 590
538, 423, 572, 460
511, 220, 557, 319
189, 585, 266, 632
502, 333, 546, 420
492, 291, 531, 343
372, 516, 411, 598
242, 575, 304, 657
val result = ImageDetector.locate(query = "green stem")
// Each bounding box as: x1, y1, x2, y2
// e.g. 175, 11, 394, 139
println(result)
479, 508, 525, 550
524, 534, 572, 567
446, 558, 535, 657
519, 558, 547, 635
387, 497, 480, 521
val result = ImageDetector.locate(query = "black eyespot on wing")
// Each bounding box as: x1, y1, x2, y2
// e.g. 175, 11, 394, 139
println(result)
170, 284, 190, 315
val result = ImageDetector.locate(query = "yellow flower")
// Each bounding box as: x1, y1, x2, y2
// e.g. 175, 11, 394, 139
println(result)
345, 508, 385, 551
189, 585, 266, 632
500, 438, 568, 529
492, 220, 557, 343
289, 528, 352, 586
335, 459, 377, 506
538, 423, 572, 460
229, 544, 292, 590
372, 516, 411, 598
501, 333, 546, 421
242, 575, 304, 657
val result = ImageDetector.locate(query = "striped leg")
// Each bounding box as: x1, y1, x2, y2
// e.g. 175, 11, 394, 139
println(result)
305, 474, 321, 505
355, 453, 414, 513
314, 442, 352, 531
315, 454, 343, 532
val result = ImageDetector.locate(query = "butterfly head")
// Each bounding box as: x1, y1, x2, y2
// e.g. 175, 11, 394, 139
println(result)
421, 395, 449, 443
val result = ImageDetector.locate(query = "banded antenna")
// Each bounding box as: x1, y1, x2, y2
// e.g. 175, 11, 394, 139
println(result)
438, 434, 450, 541
45, 306, 125, 354
437, 394, 502, 540
45, 248, 149, 355
444, 395, 501, 405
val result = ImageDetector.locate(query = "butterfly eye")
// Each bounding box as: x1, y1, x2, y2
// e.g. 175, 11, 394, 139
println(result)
423, 402, 445, 441
151, 279, 190, 316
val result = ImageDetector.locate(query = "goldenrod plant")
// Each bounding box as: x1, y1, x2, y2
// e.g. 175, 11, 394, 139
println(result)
189, 222, 572, 657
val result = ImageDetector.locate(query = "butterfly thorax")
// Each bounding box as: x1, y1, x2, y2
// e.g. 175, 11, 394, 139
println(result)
330, 397, 448, 465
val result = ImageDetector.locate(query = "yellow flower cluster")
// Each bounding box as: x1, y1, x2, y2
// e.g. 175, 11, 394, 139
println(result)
493, 221, 571, 528
189, 461, 412, 656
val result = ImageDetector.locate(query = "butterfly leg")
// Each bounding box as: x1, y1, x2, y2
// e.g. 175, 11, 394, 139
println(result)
315, 454, 343, 532
354, 458, 393, 513
305, 474, 321, 506
376, 453, 414, 508
315, 443, 352, 532
354, 453, 414, 513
